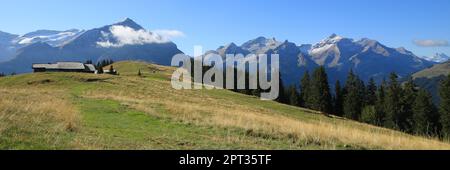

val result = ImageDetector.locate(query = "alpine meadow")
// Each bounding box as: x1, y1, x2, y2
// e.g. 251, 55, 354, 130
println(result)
1, 0, 450, 154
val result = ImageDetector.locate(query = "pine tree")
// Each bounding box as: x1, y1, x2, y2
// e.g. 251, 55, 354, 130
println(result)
366, 78, 377, 106
440, 74, 450, 137
309, 66, 332, 113
138, 69, 142, 77
343, 70, 364, 120
276, 74, 288, 104
400, 78, 417, 132
287, 85, 300, 106
97, 67, 104, 74
361, 105, 377, 125
109, 65, 115, 74
383, 72, 403, 129
334, 80, 344, 116
101, 60, 107, 68
413, 89, 439, 135
374, 79, 387, 126
299, 71, 311, 108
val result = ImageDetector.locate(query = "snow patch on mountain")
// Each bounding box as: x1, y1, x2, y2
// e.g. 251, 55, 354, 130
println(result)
422, 53, 449, 63
14, 29, 83, 47
241, 36, 281, 54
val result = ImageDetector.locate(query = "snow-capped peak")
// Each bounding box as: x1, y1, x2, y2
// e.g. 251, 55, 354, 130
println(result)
422, 53, 450, 63
13, 29, 83, 47
328, 33, 343, 40
112, 18, 143, 30
241, 36, 282, 53
312, 34, 347, 49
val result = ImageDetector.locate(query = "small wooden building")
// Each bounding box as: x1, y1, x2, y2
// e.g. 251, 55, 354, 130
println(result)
32, 62, 96, 73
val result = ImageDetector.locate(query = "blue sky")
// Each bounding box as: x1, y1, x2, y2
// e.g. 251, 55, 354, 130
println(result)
0, 0, 449, 57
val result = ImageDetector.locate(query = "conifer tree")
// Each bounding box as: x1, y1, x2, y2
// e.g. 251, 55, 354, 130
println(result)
299, 71, 311, 108
287, 85, 300, 106
400, 78, 417, 132
413, 89, 439, 135
374, 79, 387, 125
361, 105, 377, 125
366, 78, 377, 106
384, 72, 403, 129
334, 80, 344, 116
309, 66, 332, 113
440, 74, 450, 137
97, 66, 104, 74
343, 70, 363, 120
276, 74, 288, 104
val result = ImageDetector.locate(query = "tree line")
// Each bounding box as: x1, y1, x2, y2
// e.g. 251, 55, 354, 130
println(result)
186, 61, 450, 138
85, 59, 115, 74
0, 72, 15, 77
276, 66, 450, 138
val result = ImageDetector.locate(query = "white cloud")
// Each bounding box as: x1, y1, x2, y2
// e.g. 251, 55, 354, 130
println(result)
153, 29, 185, 39
413, 39, 449, 47
97, 26, 184, 48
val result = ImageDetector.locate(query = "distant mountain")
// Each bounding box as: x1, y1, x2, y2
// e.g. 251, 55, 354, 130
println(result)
0, 31, 18, 44
411, 61, 450, 104
207, 34, 434, 88
0, 29, 82, 62
306, 34, 434, 84
13, 29, 83, 47
0, 18, 183, 74
422, 53, 450, 63
205, 37, 318, 86
0, 31, 19, 62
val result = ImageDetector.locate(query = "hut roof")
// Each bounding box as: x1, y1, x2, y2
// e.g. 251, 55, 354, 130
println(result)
33, 62, 86, 70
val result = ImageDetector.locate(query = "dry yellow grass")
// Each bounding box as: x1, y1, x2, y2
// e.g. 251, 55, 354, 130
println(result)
0, 88, 79, 148
82, 74, 450, 150
1, 61, 450, 150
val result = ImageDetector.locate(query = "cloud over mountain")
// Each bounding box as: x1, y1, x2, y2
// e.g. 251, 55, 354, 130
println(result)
97, 26, 184, 48
413, 39, 449, 47
0, 18, 184, 74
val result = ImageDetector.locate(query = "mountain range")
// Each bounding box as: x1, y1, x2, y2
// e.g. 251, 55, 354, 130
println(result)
0, 18, 183, 73
0, 18, 445, 90
207, 34, 435, 87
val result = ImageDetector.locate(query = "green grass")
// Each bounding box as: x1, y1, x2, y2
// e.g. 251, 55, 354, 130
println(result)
1, 61, 450, 150
72, 98, 325, 149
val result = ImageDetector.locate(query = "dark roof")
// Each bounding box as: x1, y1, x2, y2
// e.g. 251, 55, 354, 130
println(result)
32, 62, 96, 71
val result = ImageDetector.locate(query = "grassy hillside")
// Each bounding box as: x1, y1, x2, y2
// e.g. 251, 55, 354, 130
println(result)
412, 61, 450, 104
1, 61, 450, 150
413, 61, 450, 79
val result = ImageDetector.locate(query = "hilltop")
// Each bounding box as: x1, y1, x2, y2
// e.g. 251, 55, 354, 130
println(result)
412, 61, 450, 104
1, 61, 449, 149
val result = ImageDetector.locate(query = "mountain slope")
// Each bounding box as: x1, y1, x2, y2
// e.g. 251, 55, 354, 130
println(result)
208, 35, 434, 87
0, 18, 183, 74
14, 29, 83, 47
1, 61, 449, 149
307, 34, 434, 83
0, 31, 19, 62
411, 61, 450, 104
208, 37, 318, 86
422, 53, 450, 63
